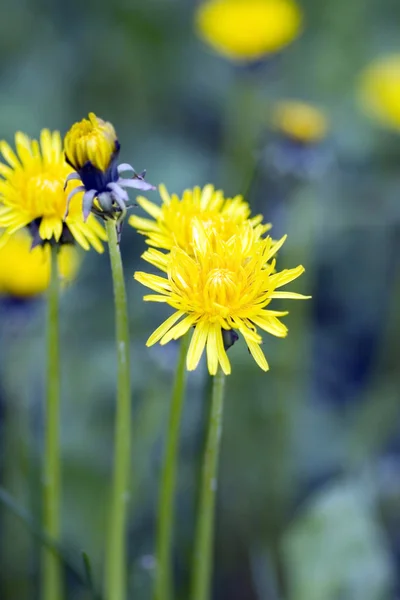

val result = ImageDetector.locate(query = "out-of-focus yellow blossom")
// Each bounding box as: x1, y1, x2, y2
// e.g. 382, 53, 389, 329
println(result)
135, 220, 308, 376
273, 100, 329, 143
358, 54, 400, 131
0, 130, 107, 251
0, 230, 80, 297
195, 0, 302, 63
129, 184, 270, 254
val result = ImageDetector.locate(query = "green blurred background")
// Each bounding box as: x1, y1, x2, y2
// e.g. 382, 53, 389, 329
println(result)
1, 0, 400, 598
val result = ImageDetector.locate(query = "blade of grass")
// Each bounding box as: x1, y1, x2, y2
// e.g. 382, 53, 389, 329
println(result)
0, 486, 102, 599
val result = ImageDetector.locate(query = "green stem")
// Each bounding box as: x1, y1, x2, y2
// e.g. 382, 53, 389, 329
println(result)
154, 334, 190, 600
191, 368, 226, 600
42, 243, 63, 600
104, 219, 131, 600
220, 71, 262, 195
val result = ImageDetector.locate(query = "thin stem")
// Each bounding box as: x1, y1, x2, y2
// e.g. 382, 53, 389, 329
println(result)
220, 71, 262, 195
104, 219, 131, 600
42, 243, 63, 600
191, 368, 226, 600
154, 334, 190, 600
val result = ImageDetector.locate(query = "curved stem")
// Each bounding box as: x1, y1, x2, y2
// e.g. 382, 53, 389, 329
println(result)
191, 368, 226, 600
154, 334, 190, 600
104, 219, 131, 600
42, 243, 63, 600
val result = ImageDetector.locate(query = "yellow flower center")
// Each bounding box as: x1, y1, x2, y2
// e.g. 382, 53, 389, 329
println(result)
166, 227, 277, 323
2, 162, 81, 222
27, 173, 66, 216
196, 0, 302, 62
204, 268, 237, 317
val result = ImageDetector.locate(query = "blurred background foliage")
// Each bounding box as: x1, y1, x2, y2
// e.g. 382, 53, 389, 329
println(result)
1, 0, 400, 598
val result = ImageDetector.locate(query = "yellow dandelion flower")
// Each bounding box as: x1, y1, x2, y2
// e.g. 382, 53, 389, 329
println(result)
273, 100, 329, 143
0, 229, 80, 297
129, 184, 271, 254
134, 221, 309, 376
64, 113, 154, 222
0, 130, 107, 252
358, 54, 400, 131
195, 0, 302, 63
64, 112, 118, 173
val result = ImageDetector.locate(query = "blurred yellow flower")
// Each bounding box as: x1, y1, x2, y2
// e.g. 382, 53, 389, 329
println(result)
273, 100, 329, 143
129, 184, 270, 254
135, 221, 308, 375
195, 0, 302, 63
358, 54, 400, 131
0, 230, 80, 297
0, 130, 107, 251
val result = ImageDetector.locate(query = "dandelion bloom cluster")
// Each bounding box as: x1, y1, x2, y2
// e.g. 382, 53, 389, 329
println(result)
195, 0, 302, 63
64, 112, 154, 222
135, 219, 308, 375
129, 184, 270, 254
0, 130, 106, 251
273, 100, 328, 144
358, 54, 400, 131
0, 229, 79, 297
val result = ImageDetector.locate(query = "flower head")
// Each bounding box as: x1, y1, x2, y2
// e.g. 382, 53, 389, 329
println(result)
135, 221, 308, 375
272, 100, 328, 144
195, 0, 302, 63
64, 113, 155, 223
358, 54, 400, 131
265, 101, 331, 179
64, 112, 118, 173
0, 130, 107, 252
129, 184, 271, 254
0, 229, 80, 297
